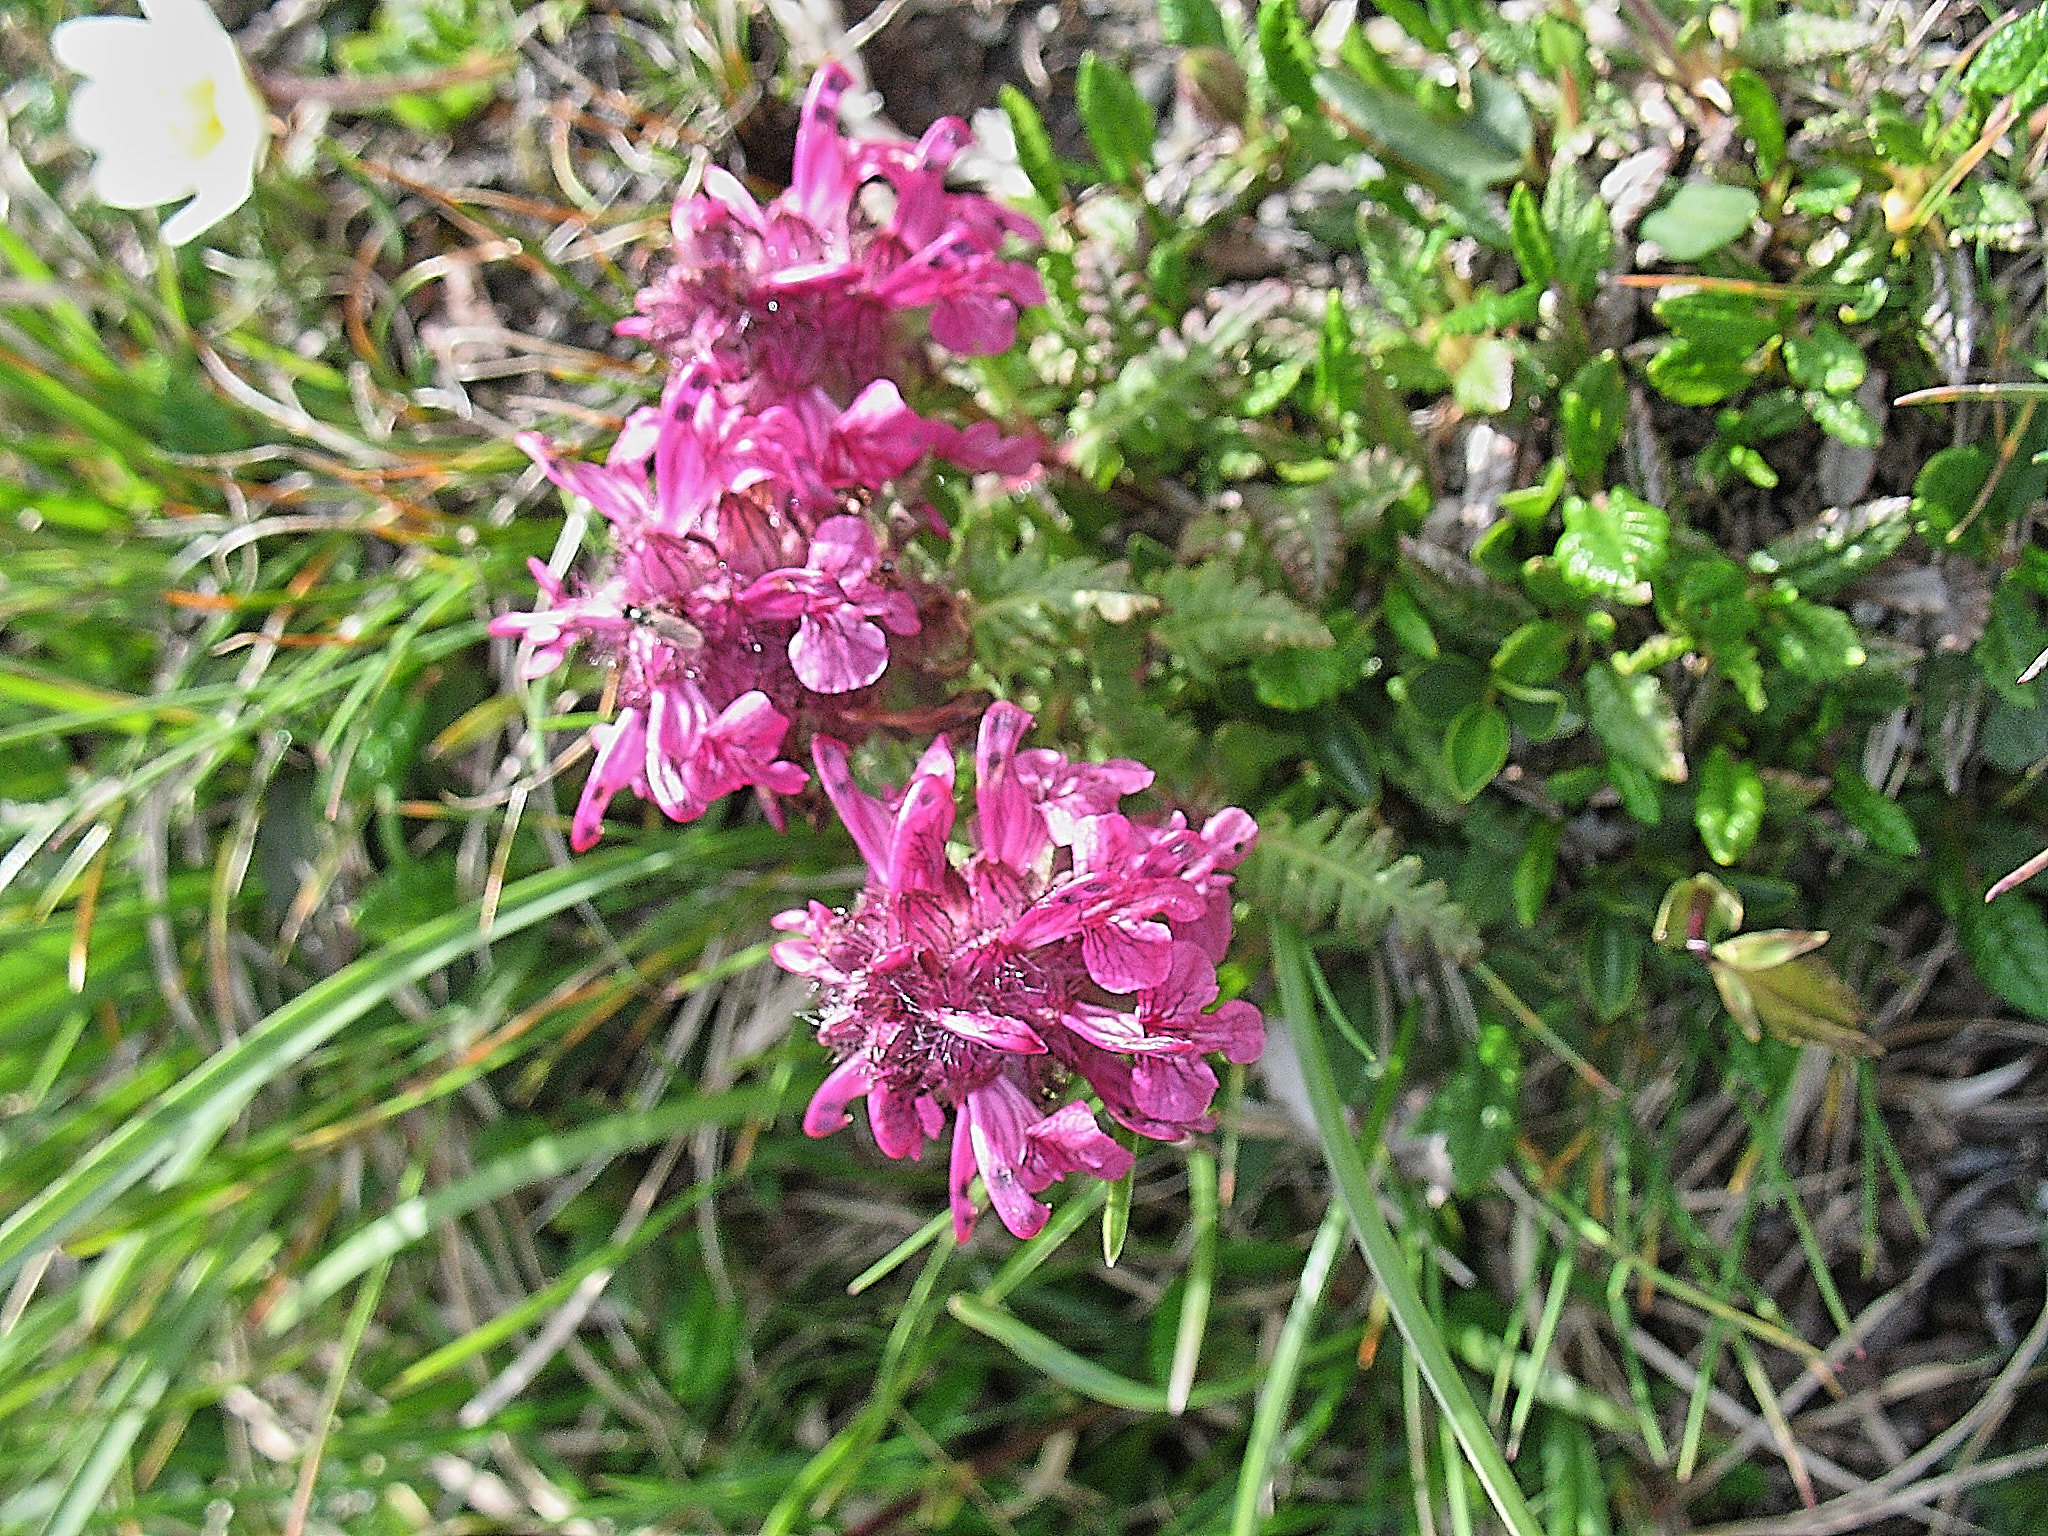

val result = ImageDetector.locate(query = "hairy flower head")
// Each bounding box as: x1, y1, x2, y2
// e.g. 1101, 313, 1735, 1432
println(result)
772, 703, 1262, 1241
621, 62, 1046, 406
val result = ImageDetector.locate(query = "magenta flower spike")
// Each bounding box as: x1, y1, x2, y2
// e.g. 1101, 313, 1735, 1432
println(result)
492, 390, 947, 848
772, 703, 1263, 1241
621, 61, 1048, 406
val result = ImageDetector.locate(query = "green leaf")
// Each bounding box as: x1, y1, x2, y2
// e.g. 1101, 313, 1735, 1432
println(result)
1555, 490, 1669, 605
1160, 0, 1230, 48
1695, 745, 1765, 865
1077, 52, 1156, 186
1244, 810, 1481, 958
1271, 927, 1545, 1536
1585, 663, 1687, 783
1303, 706, 1381, 809
999, 85, 1066, 208
1960, 885, 2048, 1020
1640, 182, 1761, 260
1443, 701, 1510, 802
1149, 562, 1331, 683
1806, 392, 1880, 446
1383, 582, 1439, 659
1492, 620, 1570, 686
1911, 445, 1994, 544
1783, 320, 1865, 396
1509, 181, 1557, 289
1314, 289, 1365, 419
1560, 351, 1624, 487
1419, 1022, 1521, 1193
1581, 910, 1642, 1023
1830, 768, 1920, 857
1257, 0, 1319, 113
1747, 495, 1912, 597
1962, 2, 2048, 112
1314, 67, 1526, 188
1646, 338, 1757, 406
1513, 819, 1560, 927
1251, 620, 1374, 709
1761, 598, 1865, 679
1726, 67, 1786, 173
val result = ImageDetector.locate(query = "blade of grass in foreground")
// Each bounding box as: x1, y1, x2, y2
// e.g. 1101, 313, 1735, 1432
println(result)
0, 839, 714, 1286
1270, 920, 1543, 1536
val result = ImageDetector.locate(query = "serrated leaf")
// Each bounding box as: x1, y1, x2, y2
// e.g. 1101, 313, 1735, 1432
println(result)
1509, 181, 1556, 288
1555, 490, 1668, 605
1783, 320, 1865, 396
1243, 354, 1309, 415
1077, 52, 1156, 186
1257, 0, 1319, 113
1443, 702, 1509, 802
1738, 14, 1874, 67
1641, 182, 1759, 260
1315, 288, 1365, 419
999, 85, 1066, 208
1241, 809, 1481, 958
1962, 4, 2048, 112
1831, 769, 1920, 857
1585, 662, 1686, 782
1747, 496, 1912, 597
1806, 392, 1879, 447
1695, 745, 1764, 865
1149, 562, 1331, 683
1646, 338, 1757, 406
1560, 351, 1624, 487
1762, 599, 1865, 679
1452, 335, 1516, 415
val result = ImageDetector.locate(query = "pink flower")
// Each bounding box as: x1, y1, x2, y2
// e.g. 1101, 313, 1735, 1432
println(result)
622, 62, 1047, 406
742, 514, 919, 693
492, 397, 935, 848
772, 703, 1263, 1241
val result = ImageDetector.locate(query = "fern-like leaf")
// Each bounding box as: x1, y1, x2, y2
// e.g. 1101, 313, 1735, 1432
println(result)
1148, 561, 1330, 684
955, 523, 1152, 682
1242, 808, 1481, 960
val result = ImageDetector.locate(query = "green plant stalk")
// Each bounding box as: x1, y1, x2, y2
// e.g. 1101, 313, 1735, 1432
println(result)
1231, 1196, 1349, 1536
1272, 920, 1542, 1536
1166, 1145, 1217, 1414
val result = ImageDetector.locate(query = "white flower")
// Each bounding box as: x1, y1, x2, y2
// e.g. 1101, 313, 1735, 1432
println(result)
52, 0, 267, 245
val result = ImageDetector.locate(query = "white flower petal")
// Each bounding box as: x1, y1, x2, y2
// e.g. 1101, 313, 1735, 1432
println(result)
53, 0, 265, 242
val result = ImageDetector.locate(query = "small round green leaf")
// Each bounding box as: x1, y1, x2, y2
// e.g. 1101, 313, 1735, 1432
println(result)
1443, 701, 1510, 802
1640, 181, 1761, 260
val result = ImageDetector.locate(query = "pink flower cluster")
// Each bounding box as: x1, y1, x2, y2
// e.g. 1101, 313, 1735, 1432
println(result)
495, 64, 1044, 847
772, 703, 1264, 1242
